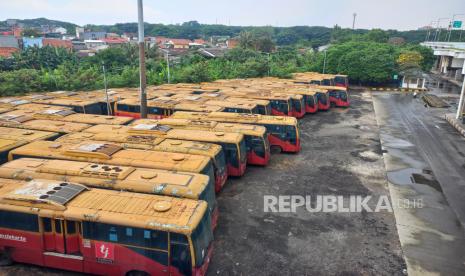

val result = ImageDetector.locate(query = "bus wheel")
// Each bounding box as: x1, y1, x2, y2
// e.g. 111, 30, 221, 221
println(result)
126, 271, 150, 276
270, 145, 283, 154
0, 248, 13, 266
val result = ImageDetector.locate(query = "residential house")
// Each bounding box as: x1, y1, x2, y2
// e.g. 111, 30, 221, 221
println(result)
0, 35, 19, 57
102, 37, 129, 47
226, 38, 239, 49
71, 40, 86, 51
42, 38, 73, 50
22, 37, 43, 48
84, 39, 106, 50
53, 27, 67, 34
82, 31, 107, 40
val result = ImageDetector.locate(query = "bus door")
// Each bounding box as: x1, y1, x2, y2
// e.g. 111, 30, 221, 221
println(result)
169, 233, 192, 276
42, 218, 81, 255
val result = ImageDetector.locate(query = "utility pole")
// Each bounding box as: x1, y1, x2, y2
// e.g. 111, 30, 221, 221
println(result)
137, 0, 147, 118
166, 51, 171, 84
323, 49, 327, 74
267, 53, 271, 77
456, 78, 465, 120
102, 62, 111, 115
435, 18, 449, 41
352, 13, 357, 30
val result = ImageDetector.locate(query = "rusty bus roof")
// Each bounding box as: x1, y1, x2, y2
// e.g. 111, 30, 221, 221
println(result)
0, 119, 91, 134
224, 97, 270, 106
316, 85, 347, 91
133, 118, 267, 137
0, 178, 207, 234
203, 100, 257, 110
10, 140, 211, 174
57, 132, 222, 160
14, 103, 74, 111
31, 108, 133, 125
84, 124, 244, 144
0, 139, 29, 153
171, 111, 298, 126
174, 103, 224, 113
0, 106, 15, 114
0, 158, 210, 200
32, 97, 101, 107
0, 127, 59, 142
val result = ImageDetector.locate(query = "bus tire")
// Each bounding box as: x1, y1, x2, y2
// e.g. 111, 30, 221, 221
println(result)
126, 270, 150, 276
270, 145, 283, 154
0, 248, 13, 266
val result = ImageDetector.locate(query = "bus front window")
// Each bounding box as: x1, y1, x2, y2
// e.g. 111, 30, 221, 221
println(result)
200, 161, 216, 195
214, 150, 227, 176
293, 99, 301, 112
288, 125, 298, 145
251, 137, 266, 158
191, 212, 213, 267
199, 175, 217, 216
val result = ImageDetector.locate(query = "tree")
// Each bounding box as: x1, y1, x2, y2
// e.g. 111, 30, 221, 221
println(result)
397, 51, 423, 71
239, 31, 254, 49
22, 28, 41, 37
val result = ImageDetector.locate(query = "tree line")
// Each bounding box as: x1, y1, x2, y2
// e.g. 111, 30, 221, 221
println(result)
0, 28, 435, 96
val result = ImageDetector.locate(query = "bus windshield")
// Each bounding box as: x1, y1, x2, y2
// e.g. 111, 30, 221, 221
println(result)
251, 136, 266, 158
214, 150, 227, 177
191, 211, 213, 267
292, 99, 301, 112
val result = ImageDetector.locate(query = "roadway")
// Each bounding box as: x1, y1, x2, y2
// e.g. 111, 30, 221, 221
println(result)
373, 92, 465, 275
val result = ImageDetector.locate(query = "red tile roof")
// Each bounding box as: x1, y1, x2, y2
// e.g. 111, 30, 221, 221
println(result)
102, 37, 128, 44
0, 47, 19, 58
193, 39, 206, 45
42, 39, 73, 49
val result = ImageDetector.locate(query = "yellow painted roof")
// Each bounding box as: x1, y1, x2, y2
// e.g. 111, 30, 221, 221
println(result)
84, 124, 244, 144
10, 140, 211, 174
171, 111, 298, 126
0, 158, 210, 199
133, 118, 267, 137
0, 119, 91, 134
0, 178, 207, 234
0, 127, 59, 142
57, 132, 222, 159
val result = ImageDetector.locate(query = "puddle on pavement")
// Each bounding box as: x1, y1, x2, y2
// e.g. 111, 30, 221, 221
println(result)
387, 168, 442, 193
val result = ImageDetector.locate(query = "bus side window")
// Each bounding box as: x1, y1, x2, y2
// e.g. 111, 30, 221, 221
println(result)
43, 217, 52, 232
66, 221, 76, 234
54, 219, 62, 234
170, 233, 192, 276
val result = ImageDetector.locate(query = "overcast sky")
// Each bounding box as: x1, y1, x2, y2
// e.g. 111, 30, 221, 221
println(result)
1, 0, 464, 30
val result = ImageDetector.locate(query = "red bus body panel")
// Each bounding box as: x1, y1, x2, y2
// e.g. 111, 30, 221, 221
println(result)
292, 108, 305, 118
214, 169, 228, 193
268, 134, 300, 153
305, 104, 318, 114
247, 149, 270, 166
227, 161, 247, 177
329, 96, 350, 107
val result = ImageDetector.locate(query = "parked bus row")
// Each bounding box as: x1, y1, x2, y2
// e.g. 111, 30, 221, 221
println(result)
0, 71, 349, 275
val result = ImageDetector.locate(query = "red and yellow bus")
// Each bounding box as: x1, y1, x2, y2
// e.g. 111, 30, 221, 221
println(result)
220, 90, 293, 116
317, 86, 350, 107
0, 158, 218, 231
115, 98, 223, 119
57, 132, 228, 193
83, 124, 247, 178
171, 111, 301, 153
0, 178, 213, 276
132, 118, 270, 166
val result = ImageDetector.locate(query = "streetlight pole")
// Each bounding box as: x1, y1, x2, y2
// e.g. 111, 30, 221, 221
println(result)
435, 18, 450, 41
322, 50, 327, 74
455, 77, 465, 120
137, 0, 147, 118
426, 21, 436, 41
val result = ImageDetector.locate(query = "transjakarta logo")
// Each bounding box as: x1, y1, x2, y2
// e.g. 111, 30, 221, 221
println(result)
0, 233, 27, 242
264, 195, 423, 213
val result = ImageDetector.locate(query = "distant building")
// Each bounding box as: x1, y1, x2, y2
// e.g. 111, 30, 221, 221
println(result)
75, 27, 84, 39
0, 35, 20, 58
226, 38, 239, 49
198, 47, 230, 58
53, 27, 67, 35
102, 37, 129, 47
42, 38, 73, 50
12, 27, 23, 37
6, 19, 17, 26
82, 32, 107, 40
71, 40, 86, 51
22, 37, 43, 48
84, 39, 106, 49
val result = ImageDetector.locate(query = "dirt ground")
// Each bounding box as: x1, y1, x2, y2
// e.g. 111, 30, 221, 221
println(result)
0, 91, 406, 275
208, 91, 406, 275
